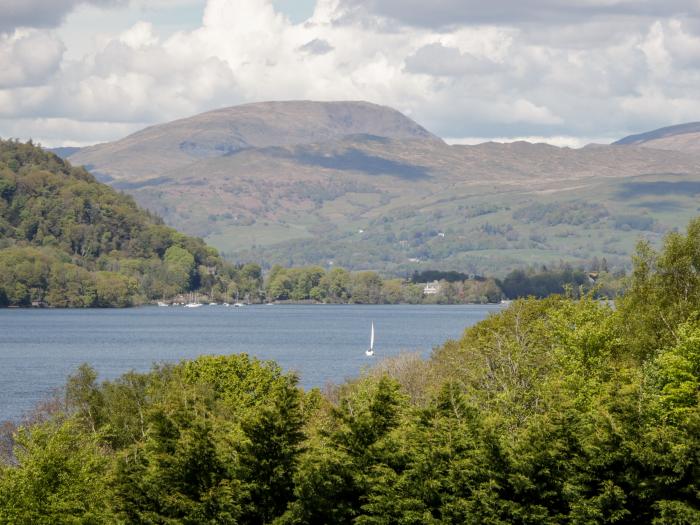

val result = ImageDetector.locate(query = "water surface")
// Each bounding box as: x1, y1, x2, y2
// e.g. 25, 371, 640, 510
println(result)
0, 304, 501, 422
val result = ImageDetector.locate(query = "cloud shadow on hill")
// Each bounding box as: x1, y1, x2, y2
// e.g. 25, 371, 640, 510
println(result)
616, 179, 700, 199
295, 148, 431, 180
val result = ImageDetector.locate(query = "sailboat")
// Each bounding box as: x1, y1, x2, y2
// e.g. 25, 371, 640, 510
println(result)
184, 292, 202, 308
365, 322, 375, 357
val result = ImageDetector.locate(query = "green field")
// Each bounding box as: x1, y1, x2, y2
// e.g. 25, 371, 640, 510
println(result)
231, 172, 700, 275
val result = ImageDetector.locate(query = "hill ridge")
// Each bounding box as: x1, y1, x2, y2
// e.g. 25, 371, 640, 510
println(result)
614, 122, 700, 146
70, 100, 442, 181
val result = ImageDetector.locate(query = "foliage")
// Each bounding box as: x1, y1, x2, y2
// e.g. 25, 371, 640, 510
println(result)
496, 263, 620, 299
513, 201, 608, 226
2, 219, 700, 523
0, 418, 115, 524
0, 139, 259, 307
410, 270, 474, 283
264, 265, 504, 304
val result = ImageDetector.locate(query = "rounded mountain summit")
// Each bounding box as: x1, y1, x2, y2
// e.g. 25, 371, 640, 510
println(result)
70, 101, 442, 180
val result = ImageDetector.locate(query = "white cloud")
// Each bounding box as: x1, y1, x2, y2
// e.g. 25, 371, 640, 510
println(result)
0, 0, 127, 33
405, 43, 503, 76
0, 117, 144, 146
0, 30, 64, 88
2, 0, 700, 146
445, 135, 614, 148
336, 0, 700, 29
119, 20, 158, 48
298, 38, 334, 55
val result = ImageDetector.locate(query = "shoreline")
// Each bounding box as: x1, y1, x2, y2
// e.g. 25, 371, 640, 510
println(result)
0, 299, 506, 311
1, 300, 506, 310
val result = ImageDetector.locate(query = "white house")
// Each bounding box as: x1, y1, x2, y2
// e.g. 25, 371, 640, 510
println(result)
423, 280, 440, 295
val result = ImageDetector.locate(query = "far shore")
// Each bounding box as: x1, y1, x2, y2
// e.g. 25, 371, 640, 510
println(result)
2, 300, 507, 309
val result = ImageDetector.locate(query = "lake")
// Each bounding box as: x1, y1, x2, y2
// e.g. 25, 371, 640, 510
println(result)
0, 304, 502, 422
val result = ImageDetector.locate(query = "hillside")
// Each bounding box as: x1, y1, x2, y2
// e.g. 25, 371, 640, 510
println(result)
48, 146, 82, 158
70, 100, 441, 181
0, 139, 260, 307
65, 103, 700, 274
614, 122, 700, 154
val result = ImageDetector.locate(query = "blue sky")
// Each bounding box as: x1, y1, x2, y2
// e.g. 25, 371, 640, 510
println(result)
113, 1, 317, 30
272, 0, 317, 23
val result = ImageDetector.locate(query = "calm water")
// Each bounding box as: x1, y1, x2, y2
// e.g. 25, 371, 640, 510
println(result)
0, 304, 501, 422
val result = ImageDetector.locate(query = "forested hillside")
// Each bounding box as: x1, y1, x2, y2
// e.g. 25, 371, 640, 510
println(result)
0, 139, 259, 307
1, 219, 698, 523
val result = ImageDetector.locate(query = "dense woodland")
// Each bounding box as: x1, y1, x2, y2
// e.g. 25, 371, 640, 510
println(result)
1, 219, 698, 523
262, 265, 504, 304
261, 264, 622, 304
0, 139, 260, 307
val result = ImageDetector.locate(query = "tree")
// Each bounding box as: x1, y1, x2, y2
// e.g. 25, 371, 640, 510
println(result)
320, 267, 351, 303
285, 377, 406, 524
94, 271, 137, 307
267, 271, 292, 301
238, 376, 305, 523
0, 419, 115, 524
112, 406, 243, 524
619, 218, 700, 357
164, 245, 196, 292
351, 272, 384, 304
65, 364, 105, 434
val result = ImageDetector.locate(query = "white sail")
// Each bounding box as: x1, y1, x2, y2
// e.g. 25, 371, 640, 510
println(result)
366, 322, 375, 356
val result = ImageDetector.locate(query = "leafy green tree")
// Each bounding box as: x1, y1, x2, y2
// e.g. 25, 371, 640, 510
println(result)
320, 267, 351, 302
285, 376, 406, 524
351, 272, 384, 304
290, 266, 325, 301
112, 406, 243, 524
619, 218, 700, 357
267, 271, 292, 301
164, 245, 196, 292
94, 271, 137, 307
65, 364, 106, 434
238, 376, 305, 524
99, 370, 150, 449
45, 262, 96, 307
0, 419, 115, 524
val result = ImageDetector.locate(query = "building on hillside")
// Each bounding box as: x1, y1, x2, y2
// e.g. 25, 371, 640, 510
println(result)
423, 280, 440, 295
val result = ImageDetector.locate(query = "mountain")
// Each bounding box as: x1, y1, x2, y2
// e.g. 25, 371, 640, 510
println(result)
70, 100, 441, 181
614, 122, 700, 154
65, 103, 700, 274
48, 146, 83, 159
0, 139, 259, 307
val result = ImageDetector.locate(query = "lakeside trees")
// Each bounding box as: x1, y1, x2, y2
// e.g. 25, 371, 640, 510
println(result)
262, 264, 503, 304
0, 139, 261, 307
260, 262, 621, 304
1, 219, 699, 523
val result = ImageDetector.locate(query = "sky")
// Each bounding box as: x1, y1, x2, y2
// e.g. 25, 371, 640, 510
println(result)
1, 0, 700, 147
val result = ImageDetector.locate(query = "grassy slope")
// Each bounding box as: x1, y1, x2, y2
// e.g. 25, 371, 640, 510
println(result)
228, 166, 700, 274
